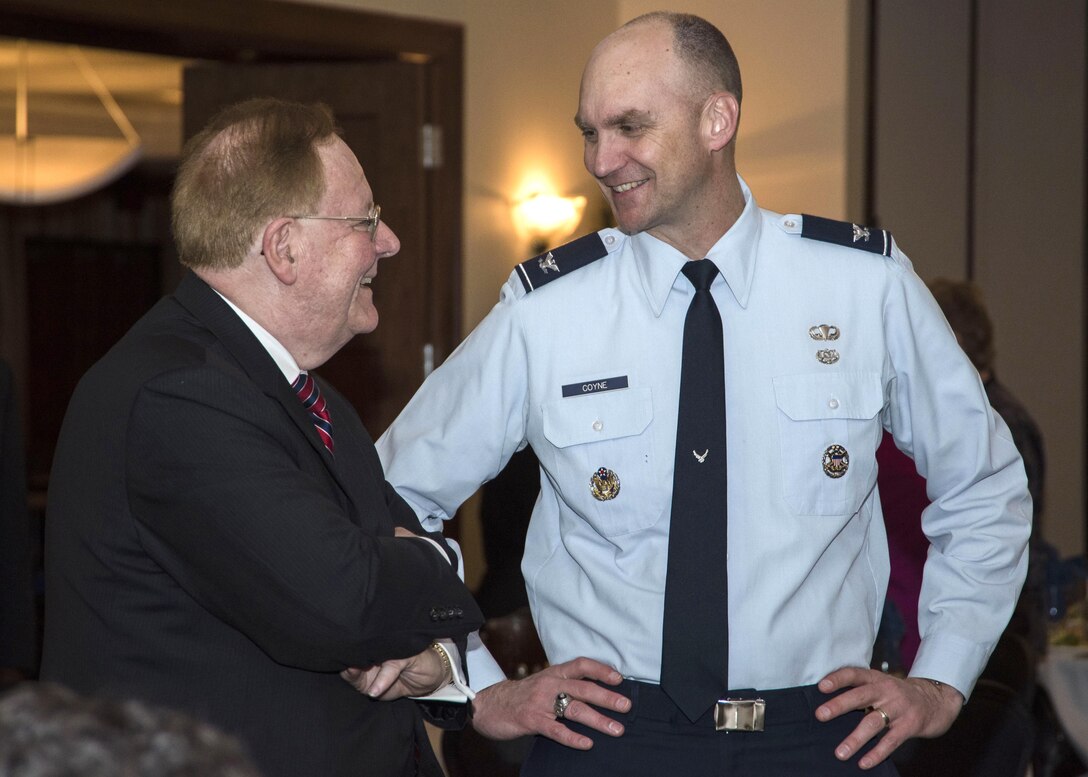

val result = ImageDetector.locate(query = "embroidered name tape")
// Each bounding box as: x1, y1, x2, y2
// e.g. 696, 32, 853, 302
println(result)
561, 376, 629, 398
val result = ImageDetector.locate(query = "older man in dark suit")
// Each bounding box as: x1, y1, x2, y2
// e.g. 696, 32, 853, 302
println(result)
40, 98, 482, 777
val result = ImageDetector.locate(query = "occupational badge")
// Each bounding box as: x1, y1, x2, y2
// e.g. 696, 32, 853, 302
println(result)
808, 324, 840, 341
816, 348, 840, 365
822, 445, 849, 479
590, 467, 621, 501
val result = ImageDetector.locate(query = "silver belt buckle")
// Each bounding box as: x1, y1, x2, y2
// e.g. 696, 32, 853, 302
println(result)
714, 698, 766, 731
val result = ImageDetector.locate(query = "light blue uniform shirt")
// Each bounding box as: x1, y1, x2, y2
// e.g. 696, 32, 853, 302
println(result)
377, 179, 1031, 697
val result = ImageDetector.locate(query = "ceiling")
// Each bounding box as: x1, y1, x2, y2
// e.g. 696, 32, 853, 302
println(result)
0, 37, 190, 159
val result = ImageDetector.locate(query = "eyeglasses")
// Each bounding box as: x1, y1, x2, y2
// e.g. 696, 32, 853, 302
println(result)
290, 204, 382, 239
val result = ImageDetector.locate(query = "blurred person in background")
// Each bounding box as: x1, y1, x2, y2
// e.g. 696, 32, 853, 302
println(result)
0, 682, 262, 776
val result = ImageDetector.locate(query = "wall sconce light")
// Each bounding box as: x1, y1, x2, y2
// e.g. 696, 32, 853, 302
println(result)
0, 39, 143, 205
511, 193, 587, 255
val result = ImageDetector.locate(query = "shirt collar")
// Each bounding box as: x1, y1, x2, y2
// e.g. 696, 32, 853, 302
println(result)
634, 175, 761, 316
213, 290, 301, 383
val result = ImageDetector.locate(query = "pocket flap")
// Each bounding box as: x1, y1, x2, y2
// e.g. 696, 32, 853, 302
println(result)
542, 386, 653, 448
773, 372, 883, 421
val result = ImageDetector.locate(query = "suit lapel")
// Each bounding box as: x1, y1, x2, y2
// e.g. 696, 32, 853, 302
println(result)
172, 273, 362, 513
318, 383, 394, 531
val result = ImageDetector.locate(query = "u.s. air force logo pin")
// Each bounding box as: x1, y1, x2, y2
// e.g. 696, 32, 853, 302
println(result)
590, 467, 621, 501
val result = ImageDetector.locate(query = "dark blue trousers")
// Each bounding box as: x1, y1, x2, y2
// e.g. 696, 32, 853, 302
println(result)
521, 680, 900, 777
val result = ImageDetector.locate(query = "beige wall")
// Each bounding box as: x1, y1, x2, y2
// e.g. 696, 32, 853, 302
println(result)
302, 0, 617, 331
618, 0, 853, 219
972, 0, 1085, 557
870, 0, 1086, 557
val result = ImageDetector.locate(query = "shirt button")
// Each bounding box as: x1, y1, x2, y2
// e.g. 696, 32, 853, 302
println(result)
605, 235, 616, 245
592, 420, 603, 432
784, 219, 796, 229
828, 398, 840, 410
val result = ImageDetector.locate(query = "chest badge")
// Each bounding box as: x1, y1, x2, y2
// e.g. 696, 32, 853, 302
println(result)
538, 252, 559, 274
816, 349, 840, 365
808, 324, 840, 341
590, 467, 621, 501
822, 445, 850, 478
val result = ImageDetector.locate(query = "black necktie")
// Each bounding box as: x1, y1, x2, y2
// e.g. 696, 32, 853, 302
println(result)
659, 259, 729, 722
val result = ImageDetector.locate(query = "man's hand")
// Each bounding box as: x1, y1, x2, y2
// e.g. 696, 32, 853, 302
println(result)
470, 657, 630, 750
815, 666, 964, 770
341, 644, 450, 700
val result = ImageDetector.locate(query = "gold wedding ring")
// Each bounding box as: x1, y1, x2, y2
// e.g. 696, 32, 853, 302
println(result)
868, 706, 891, 729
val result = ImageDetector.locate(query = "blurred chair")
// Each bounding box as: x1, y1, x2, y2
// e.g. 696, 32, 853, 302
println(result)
479, 606, 547, 680
443, 607, 547, 777
893, 679, 1033, 777
980, 631, 1037, 706
1032, 684, 1088, 777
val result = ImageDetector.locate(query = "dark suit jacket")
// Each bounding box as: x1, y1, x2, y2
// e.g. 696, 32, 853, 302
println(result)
41, 273, 483, 777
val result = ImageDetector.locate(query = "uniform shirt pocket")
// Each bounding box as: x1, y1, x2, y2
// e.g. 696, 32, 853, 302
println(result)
541, 386, 666, 536
773, 372, 884, 516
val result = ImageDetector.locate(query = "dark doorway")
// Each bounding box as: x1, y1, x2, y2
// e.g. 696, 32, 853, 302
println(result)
184, 59, 440, 436
0, 0, 465, 476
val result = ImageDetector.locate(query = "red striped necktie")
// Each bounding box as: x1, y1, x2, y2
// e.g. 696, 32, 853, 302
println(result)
292, 371, 335, 454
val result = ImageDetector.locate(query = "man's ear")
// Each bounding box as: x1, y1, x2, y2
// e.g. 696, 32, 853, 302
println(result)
704, 92, 740, 153
262, 218, 298, 285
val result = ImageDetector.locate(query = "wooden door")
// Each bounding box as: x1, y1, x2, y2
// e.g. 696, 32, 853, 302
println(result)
184, 61, 446, 438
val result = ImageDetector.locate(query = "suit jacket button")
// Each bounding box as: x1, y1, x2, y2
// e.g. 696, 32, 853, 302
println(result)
430, 607, 441, 621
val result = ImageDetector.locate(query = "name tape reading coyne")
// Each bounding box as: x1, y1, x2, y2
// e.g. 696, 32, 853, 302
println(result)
561, 376, 629, 398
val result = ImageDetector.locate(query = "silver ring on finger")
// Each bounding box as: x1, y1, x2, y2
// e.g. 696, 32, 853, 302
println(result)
554, 691, 572, 719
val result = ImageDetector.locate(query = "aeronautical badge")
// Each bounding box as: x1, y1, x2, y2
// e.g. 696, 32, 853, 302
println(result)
822, 445, 849, 478
816, 349, 840, 365
590, 467, 621, 501
808, 324, 840, 341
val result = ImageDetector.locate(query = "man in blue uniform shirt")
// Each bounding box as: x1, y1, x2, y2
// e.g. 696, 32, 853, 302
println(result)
378, 11, 1031, 775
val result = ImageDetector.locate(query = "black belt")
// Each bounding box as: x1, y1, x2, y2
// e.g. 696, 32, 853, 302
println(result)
619, 679, 825, 731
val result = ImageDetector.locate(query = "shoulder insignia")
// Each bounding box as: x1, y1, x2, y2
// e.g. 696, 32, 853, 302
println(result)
515, 232, 608, 294
800, 214, 892, 257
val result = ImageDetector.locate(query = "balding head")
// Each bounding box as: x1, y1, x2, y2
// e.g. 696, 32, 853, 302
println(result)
620, 12, 742, 109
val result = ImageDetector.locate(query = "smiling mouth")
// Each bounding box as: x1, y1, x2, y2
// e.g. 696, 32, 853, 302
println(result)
611, 179, 648, 194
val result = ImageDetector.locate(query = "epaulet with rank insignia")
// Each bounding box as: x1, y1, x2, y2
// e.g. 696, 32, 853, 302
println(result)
514, 232, 608, 294
800, 214, 892, 257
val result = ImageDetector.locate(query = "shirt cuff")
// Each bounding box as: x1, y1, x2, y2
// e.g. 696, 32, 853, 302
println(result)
411, 640, 475, 703
412, 535, 455, 567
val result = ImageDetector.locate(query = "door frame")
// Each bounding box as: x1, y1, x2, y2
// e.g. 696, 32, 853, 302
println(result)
0, 0, 465, 357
